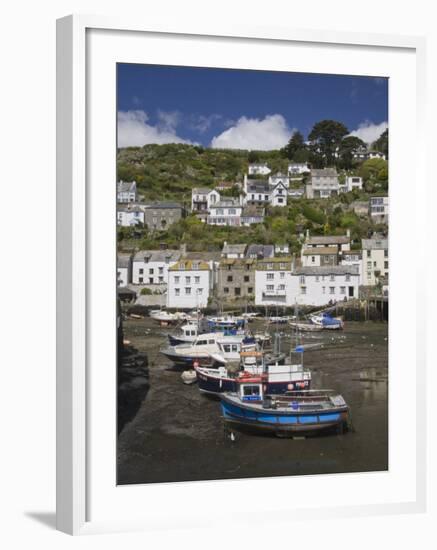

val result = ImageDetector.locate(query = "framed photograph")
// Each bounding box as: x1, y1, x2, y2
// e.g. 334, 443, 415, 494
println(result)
56, 15, 426, 535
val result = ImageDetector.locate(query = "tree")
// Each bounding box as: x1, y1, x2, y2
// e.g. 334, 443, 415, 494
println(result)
308, 120, 349, 166
338, 135, 366, 168
373, 128, 389, 159
359, 158, 388, 184
281, 131, 306, 160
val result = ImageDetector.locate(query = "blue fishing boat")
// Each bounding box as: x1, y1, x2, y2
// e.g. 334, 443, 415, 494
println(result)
220, 380, 349, 436
310, 312, 344, 330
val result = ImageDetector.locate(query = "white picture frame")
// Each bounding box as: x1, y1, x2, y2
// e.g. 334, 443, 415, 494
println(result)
56, 14, 427, 535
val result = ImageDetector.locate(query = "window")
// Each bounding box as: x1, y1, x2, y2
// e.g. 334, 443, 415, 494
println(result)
197, 288, 203, 295
340, 286, 346, 294
228, 208, 236, 215
224, 287, 229, 294
227, 275, 233, 282
244, 275, 250, 282
139, 268, 144, 274
248, 287, 253, 294
159, 277, 163, 283
384, 261, 389, 269
234, 288, 241, 296
299, 275, 305, 284
330, 274, 335, 281
367, 250, 371, 258
175, 288, 180, 296
231, 344, 239, 352
264, 195, 269, 201
245, 264, 250, 271
195, 276, 200, 284
329, 287, 335, 294
345, 274, 351, 282
266, 285, 274, 291
279, 263, 286, 270
193, 263, 199, 270
185, 287, 191, 295
384, 249, 388, 258
139, 277, 143, 284
301, 286, 307, 294
185, 276, 191, 284
322, 286, 325, 294
267, 273, 274, 280
278, 284, 285, 290
159, 267, 163, 273
266, 263, 273, 270
311, 256, 315, 263
315, 276, 319, 282
278, 198, 284, 204
174, 276, 180, 284
149, 268, 154, 274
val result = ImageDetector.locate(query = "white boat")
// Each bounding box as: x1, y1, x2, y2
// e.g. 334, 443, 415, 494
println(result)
310, 312, 344, 330
160, 332, 247, 368
289, 320, 323, 332
149, 309, 188, 325
181, 370, 197, 385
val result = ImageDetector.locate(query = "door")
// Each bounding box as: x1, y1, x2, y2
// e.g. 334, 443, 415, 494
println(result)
348, 286, 354, 297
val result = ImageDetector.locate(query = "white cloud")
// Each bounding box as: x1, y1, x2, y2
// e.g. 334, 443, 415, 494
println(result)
117, 110, 194, 147
210, 114, 293, 150
349, 120, 388, 145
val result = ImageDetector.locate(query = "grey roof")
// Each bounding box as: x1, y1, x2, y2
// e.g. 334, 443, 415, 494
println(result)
245, 244, 274, 259
133, 249, 182, 263
271, 172, 289, 177
144, 202, 183, 209
362, 238, 388, 250
117, 254, 132, 268
294, 265, 360, 276
247, 181, 270, 193
311, 168, 338, 177
117, 181, 136, 193
222, 243, 247, 255
192, 187, 213, 195
117, 205, 144, 213
306, 235, 350, 245
184, 251, 222, 262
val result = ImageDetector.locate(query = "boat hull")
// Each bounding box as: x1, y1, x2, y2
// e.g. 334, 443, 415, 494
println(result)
160, 349, 224, 368
196, 368, 310, 396
220, 396, 348, 436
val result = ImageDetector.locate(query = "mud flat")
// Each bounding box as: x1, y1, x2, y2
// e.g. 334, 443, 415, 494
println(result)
117, 318, 388, 484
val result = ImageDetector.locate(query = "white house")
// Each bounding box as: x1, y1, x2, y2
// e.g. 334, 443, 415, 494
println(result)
306, 168, 340, 198
353, 148, 386, 161
221, 243, 247, 259
288, 163, 310, 175
367, 150, 386, 160
167, 258, 213, 309
343, 176, 363, 192
271, 182, 288, 207
132, 250, 181, 285
244, 179, 271, 206
191, 188, 220, 213
248, 163, 271, 176
117, 180, 137, 203
361, 237, 388, 286
207, 199, 242, 226
290, 265, 360, 306
117, 254, 132, 287
301, 231, 351, 257
269, 172, 290, 188
117, 206, 145, 227
301, 247, 339, 267
255, 258, 294, 306
369, 196, 389, 223
341, 250, 363, 284
275, 243, 290, 255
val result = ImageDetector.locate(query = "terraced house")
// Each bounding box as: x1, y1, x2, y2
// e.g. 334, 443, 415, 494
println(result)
254, 257, 294, 306
167, 258, 213, 309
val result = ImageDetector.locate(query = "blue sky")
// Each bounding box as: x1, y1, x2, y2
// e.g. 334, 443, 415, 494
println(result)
117, 64, 388, 150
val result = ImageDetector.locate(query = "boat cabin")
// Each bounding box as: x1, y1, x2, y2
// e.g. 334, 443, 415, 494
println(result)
239, 378, 264, 402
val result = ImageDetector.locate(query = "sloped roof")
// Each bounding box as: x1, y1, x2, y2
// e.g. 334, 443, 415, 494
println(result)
168, 259, 210, 271
144, 202, 183, 209
222, 243, 247, 255
306, 235, 350, 245
117, 181, 136, 193
362, 239, 388, 250
311, 168, 338, 177
245, 244, 274, 258
294, 265, 359, 276
133, 249, 181, 263
302, 246, 339, 255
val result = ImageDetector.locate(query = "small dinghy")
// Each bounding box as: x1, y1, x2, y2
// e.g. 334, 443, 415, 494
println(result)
181, 370, 197, 385
309, 312, 344, 330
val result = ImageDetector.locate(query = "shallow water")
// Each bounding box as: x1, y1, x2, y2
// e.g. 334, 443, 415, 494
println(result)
117, 318, 388, 484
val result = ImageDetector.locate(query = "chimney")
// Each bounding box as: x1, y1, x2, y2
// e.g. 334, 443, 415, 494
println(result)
180, 243, 187, 255
292, 253, 296, 272
346, 229, 351, 238
306, 229, 310, 240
